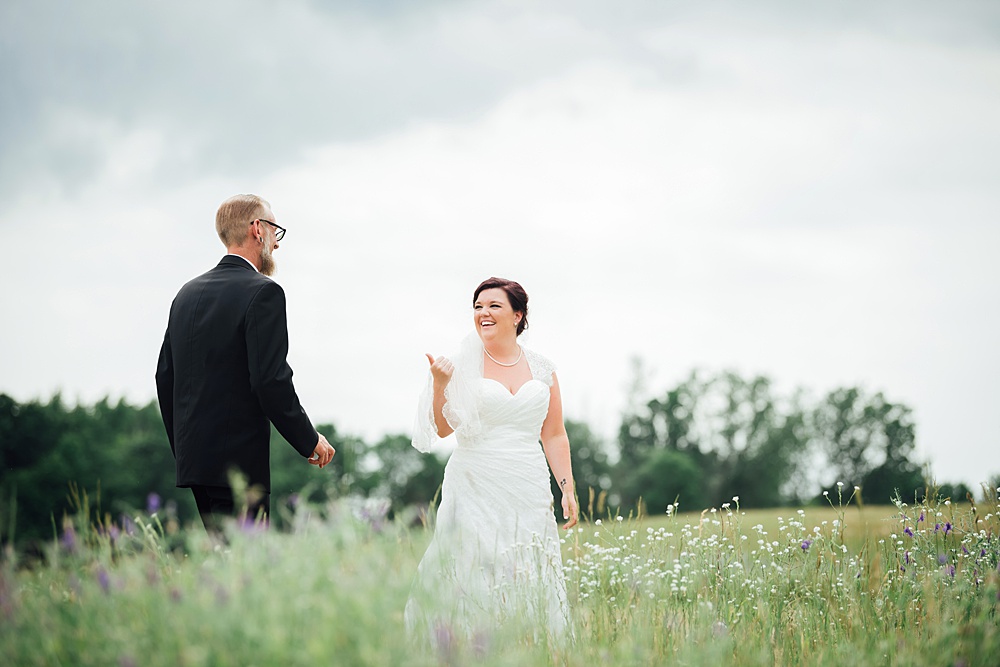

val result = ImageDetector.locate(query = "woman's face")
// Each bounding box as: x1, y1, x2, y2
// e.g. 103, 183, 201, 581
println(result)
474, 287, 521, 342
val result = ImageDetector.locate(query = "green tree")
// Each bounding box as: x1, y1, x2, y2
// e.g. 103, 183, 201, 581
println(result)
931, 482, 972, 502
549, 419, 612, 519
631, 448, 706, 516
615, 371, 812, 512
268, 422, 366, 514
726, 396, 812, 508
618, 370, 703, 469
1, 395, 188, 545
362, 434, 446, 515
0, 393, 62, 471
615, 372, 705, 510
694, 372, 779, 506
815, 388, 923, 504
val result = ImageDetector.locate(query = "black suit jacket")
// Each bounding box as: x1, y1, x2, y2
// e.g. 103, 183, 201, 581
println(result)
155, 256, 318, 491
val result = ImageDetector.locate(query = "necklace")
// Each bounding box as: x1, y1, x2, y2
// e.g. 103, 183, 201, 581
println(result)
484, 345, 523, 367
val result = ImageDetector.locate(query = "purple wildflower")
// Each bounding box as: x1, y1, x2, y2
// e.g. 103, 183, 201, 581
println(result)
944, 522, 953, 535
981, 548, 987, 558
120, 514, 136, 536
938, 553, 948, 565
60, 524, 78, 554
146, 493, 161, 514
905, 551, 911, 565
962, 545, 969, 555
934, 523, 941, 533
353, 497, 391, 534
472, 630, 491, 658
97, 568, 110, 593
434, 622, 456, 663
904, 527, 914, 538
238, 515, 266, 534
947, 564, 956, 577
918, 512, 925, 522
801, 540, 812, 551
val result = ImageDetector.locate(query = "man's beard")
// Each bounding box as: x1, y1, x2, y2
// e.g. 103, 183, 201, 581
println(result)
260, 243, 277, 277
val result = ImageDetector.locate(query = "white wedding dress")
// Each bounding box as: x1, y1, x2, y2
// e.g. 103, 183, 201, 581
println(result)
405, 345, 569, 642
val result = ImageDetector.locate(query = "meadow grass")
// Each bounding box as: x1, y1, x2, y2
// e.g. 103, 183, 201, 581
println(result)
1, 487, 998, 666
641, 503, 898, 551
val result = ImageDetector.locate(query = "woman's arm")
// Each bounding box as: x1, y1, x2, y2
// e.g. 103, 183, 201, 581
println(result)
426, 353, 455, 438
540, 373, 579, 529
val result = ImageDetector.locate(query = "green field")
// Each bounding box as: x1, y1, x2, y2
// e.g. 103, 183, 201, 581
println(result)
1, 491, 997, 666
644, 503, 900, 544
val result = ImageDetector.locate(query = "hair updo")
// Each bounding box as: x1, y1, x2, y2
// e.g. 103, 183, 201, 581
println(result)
473, 277, 529, 336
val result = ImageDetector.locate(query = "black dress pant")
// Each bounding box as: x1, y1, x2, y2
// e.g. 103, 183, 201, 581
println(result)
191, 485, 270, 532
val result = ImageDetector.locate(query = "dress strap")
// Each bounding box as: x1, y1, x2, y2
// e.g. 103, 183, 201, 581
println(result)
524, 348, 556, 387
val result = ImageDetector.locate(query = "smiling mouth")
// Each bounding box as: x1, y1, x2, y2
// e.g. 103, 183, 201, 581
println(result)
480, 321, 495, 327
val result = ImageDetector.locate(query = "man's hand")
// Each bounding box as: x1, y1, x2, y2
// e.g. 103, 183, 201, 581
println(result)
308, 433, 336, 468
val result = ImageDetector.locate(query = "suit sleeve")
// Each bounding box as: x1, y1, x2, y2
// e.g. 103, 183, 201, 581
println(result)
155, 328, 176, 456
246, 281, 319, 458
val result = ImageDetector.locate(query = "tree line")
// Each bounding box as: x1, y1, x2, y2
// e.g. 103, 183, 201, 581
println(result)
0, 369, 986, 546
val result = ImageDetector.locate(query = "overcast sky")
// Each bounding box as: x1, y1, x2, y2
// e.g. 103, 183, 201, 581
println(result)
2, 0, 998, 490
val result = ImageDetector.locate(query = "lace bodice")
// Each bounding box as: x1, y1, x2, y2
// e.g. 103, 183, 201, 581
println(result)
458, 348, 555, 447
524, 347, 556, 387
412, 343, 556, 453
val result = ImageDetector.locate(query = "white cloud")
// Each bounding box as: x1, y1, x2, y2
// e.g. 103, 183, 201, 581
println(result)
2, 0, 998, 488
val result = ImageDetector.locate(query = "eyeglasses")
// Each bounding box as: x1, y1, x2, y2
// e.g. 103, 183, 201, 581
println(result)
256, 219, 286, 242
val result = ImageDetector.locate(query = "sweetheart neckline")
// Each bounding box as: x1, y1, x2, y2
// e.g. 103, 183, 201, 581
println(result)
481, 377, 545, 397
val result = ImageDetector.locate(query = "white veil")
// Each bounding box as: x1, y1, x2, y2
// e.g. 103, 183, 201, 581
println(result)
411, 333, 484, 452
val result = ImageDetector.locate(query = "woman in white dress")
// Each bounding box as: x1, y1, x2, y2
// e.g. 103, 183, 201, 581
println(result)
406, 277, 579, 644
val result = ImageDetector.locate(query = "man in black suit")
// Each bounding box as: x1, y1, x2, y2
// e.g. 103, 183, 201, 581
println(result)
156, 194, 335, 531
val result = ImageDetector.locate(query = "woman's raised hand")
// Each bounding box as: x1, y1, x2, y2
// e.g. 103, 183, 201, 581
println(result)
425, 353, 455, 388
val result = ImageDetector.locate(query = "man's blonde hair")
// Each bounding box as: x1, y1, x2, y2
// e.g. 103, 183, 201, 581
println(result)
215, 194, 270, 247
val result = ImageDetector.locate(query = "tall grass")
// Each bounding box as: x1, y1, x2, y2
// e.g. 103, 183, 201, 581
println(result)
1, 486, 997, 666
